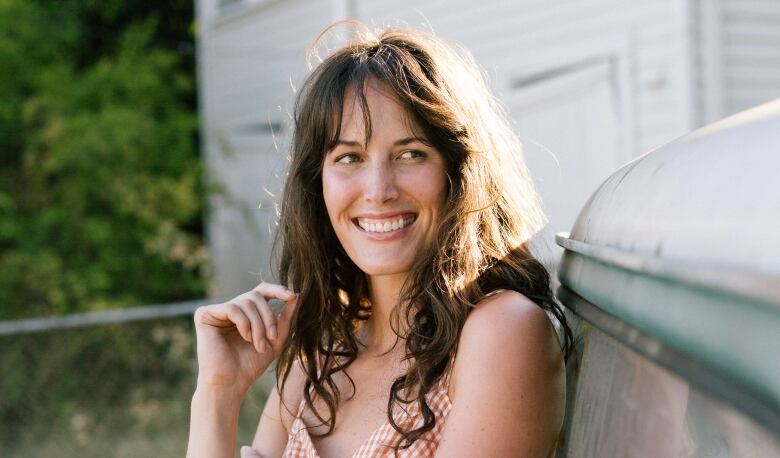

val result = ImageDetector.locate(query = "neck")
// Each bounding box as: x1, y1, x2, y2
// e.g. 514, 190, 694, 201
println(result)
362, 272, 409, 353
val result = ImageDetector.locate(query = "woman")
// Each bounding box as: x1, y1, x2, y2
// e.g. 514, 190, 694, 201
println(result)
187, 22, 572, 458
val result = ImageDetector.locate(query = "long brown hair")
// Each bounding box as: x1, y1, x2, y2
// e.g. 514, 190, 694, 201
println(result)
273, 21, 573, 450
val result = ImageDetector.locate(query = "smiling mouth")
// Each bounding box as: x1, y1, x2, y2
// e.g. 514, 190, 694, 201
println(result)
353, 214, 417, 233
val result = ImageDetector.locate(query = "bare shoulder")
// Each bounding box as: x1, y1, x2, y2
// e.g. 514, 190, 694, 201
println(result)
437, 290, 565, 456
453, 289, 560, 388
466, 289, 553, 335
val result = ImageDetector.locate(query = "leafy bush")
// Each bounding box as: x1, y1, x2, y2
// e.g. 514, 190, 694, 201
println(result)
0, 1, 222, 455
0, 0, 206, 318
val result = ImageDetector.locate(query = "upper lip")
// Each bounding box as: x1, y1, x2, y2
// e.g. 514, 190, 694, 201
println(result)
352, 211, 416, 220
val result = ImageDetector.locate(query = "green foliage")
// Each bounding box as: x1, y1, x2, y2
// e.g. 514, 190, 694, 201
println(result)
0, 319, 196, 456
0, 0, 207, 318
0, 1, 218, 453
0, 319, 273, 458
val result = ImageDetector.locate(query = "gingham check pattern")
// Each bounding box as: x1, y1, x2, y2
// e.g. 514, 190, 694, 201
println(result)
283, 361, 454, 458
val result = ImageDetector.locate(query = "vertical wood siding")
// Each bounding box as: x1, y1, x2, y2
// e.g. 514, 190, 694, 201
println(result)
722, 0, 780, 113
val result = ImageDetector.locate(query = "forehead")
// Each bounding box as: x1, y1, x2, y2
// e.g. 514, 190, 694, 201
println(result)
339, 80, 420, 142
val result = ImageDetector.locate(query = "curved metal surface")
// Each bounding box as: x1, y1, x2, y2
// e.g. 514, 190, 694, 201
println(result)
555, 98, 780, 442
556, 233, 780, 307
566, 98, 780, 288
557, 285, 780, 435
557, 248, 780, 427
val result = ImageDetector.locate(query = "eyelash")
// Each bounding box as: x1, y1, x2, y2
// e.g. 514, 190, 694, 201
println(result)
333, 153, 359, 164
399, 150, 426, 160
334, 150, 426, 164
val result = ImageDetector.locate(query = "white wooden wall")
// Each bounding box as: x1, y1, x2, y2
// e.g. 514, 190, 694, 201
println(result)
723, 0, 780, 116
197, 0, 700, 295
357, 0, 695, 265
197, 0, 334, 296
698, 0, 780, 124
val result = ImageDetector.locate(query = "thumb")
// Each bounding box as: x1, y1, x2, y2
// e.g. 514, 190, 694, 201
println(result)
276, 293, 300, 341
240, 445, 261, 458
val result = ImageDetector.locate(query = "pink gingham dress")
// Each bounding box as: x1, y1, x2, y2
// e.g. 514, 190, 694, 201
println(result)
282, 357, 455, 457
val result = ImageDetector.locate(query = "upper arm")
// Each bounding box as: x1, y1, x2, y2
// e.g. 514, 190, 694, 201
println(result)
435, 290, 566, 458
250, 361, 306, 457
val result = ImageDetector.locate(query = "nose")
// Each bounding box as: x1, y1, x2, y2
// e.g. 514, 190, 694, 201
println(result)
363, 158, 399, 204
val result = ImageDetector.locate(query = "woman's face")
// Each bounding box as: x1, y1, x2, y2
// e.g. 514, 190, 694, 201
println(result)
322, 81, 448, 278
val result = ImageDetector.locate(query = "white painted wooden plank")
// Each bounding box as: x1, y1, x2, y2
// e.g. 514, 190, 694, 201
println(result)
725, 45, 780, 61
723, 1, 780, 18
730, 87, 780, 100
726, 21, 780, 39
698, 0, 726, 124
728, 67, 780, 82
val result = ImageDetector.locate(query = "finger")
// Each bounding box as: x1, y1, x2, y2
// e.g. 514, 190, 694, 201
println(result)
276, 293, 300, 341
193, 305, 208, 326
225, 303, 252, 343
249, 290, 278, 341
194, 304, 231, 328
240, 446, 261, 458
254, 282, 296, 301
238, 299, 267, 352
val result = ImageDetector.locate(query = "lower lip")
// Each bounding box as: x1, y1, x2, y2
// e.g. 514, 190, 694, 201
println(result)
354, 220, 415, 241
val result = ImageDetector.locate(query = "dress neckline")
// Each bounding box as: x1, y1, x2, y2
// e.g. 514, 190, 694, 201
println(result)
287, 355, 455, 458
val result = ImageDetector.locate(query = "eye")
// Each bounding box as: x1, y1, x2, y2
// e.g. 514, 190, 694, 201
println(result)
334, 153, 361, 164
399, 150, 426, 160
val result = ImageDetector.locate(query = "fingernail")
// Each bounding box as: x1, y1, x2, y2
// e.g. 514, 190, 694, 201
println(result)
269, 325, 278, 339
258, 341, 267, 353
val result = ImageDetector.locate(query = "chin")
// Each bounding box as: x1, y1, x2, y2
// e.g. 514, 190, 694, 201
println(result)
353, 258, 414, 277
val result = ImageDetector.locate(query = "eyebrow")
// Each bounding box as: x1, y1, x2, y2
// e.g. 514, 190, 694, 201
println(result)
334, 136, 427, 148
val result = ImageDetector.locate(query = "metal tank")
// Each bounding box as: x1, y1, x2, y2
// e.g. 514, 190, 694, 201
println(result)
555, 99, 780, 457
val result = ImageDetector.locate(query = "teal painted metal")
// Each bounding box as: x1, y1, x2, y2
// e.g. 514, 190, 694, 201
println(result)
557, 243, 780, 417
556, 98, 780, 433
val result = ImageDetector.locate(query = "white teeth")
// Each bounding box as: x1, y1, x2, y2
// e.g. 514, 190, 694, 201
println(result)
357, 216, 412, 233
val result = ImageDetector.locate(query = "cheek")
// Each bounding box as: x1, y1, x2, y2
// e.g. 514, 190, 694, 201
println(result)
411, 171, 448, 213
322, 171, 351, 225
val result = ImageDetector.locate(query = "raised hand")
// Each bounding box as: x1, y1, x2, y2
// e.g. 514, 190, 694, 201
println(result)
193, 282, 299, 397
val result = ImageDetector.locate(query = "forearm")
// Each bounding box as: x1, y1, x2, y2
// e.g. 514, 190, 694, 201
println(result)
186, 387, 243, 458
